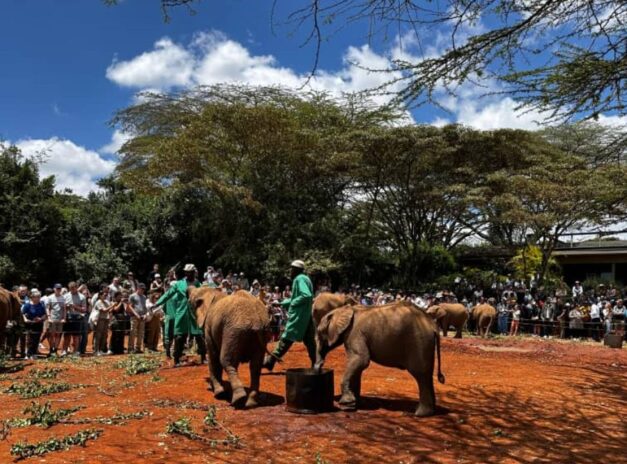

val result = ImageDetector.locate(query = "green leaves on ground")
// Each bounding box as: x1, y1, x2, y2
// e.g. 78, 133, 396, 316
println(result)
114, 354, 161, 375
167, 409, 242, 448
4, 380, 73, 399
10, 428, 102, 460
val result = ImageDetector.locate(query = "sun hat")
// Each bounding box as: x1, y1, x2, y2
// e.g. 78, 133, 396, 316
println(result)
290, 260, 305, 269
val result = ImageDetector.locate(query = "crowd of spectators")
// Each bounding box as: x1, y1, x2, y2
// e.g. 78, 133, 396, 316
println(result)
1, 264, 295, 360
340, 276, 627, 341
3, 267, 626, 360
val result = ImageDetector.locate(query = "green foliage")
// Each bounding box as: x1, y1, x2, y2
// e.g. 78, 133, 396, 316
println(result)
4, 380, 73, 399
10, 428, 103, 460
509, 245, 559, 281
0, 144, 65, 283
1, 86, 625, 289
69, 410, 151, 425
30, 367, 64, 380
114, 354, 161, 375
203, 406, 218, 427
22, 401, 82, 428
167, 411, 242, 448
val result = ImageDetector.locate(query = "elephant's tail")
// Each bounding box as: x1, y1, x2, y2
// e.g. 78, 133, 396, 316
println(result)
435, 331, 445, 384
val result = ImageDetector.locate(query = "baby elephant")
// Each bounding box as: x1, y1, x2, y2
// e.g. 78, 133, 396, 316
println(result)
315, 302, 445, 417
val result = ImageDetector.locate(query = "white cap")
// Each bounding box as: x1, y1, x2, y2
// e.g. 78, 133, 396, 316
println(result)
290, 260, 305, 270
154, 273, 161, 278
183, 264, 197, 272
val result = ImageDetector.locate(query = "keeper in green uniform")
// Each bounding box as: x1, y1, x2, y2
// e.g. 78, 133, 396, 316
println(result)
156, 263, 205, 366
263, 260, 316, 371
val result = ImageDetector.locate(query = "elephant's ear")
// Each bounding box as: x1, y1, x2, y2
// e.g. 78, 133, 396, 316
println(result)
196, 291, 218, 329
327, 307, 354, 346
436, 306, 447, 320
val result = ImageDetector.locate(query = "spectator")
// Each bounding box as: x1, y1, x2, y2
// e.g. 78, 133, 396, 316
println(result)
203, 266, 213, 283
509, 304, 521, 336
124, 272, 138, 292
239, 273, 249, 290
145, 290, 163, 352
569, 305, 584, 339
45, 284, 66, 357
283, 285, 292, 300
497, 300, 509, 335
128, 284, 148, 353
150, 274, 164, 292
39, 287, 54, 352
557, 303, 570, 339
109, 291, 131, 355
572, 281, 584, 299
108, 277, 121, 301
612, 299, 625, 338
21, 290, 47, 359
530, 303, 542, 336
250, 280, 261, 297
541, 299, 555, 338
589, 299, 602, 341
603, 301, 613, 335
92, 291, 112, 356
148, 263, 160, 283
63, 282, 87, 356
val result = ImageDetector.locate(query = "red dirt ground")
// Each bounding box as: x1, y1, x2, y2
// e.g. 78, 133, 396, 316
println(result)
0, 337, 625, 463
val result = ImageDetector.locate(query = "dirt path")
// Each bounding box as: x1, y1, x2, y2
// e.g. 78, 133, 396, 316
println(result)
0, 337, 625, 463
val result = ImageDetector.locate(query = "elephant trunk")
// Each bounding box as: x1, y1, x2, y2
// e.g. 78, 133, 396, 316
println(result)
314, 342, 328, 373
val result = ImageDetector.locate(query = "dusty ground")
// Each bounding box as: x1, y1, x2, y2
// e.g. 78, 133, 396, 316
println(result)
0, 336, 625, 464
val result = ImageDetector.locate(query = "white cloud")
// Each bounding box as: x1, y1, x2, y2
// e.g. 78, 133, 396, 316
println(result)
100, 129, 131, 155
455, 97, 546, 130
16, 138, 116, 196
106, 31, 405, 106
106, 38, 194, 89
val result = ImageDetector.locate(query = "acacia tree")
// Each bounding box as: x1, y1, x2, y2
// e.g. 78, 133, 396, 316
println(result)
457, 128, 627, 283
283, 1, 626, 123
111, 85, 397, 279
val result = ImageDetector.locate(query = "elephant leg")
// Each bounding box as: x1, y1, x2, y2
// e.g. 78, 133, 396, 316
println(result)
220, 340, 247, 408
245, 349, 263, 409
339, 351, 369, 411
441, 318, 448, 337
413, 371, 436, 417
455, 326, 462, 338
484, 318, 493, 338
206, 336, 226, 398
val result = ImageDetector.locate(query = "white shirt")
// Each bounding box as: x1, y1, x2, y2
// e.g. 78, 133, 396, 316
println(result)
589, 304, 600, 319
572, 285, 583, 297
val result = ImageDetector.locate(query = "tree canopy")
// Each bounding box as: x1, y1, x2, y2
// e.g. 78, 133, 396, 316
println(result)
2, 86, 626, 288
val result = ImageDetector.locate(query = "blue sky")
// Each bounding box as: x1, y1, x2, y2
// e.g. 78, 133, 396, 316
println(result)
1, 1, 623, 195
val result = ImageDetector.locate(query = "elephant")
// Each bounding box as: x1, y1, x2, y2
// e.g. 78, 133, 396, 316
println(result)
0, 288, 22, 355
472, 303, 497, 338
425, 303, 468, 338
315, 301, 445, 417
190, 287, 270, 409
312, 292, 358, 326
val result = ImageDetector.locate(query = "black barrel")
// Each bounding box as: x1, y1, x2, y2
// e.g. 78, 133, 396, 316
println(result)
285, 368, 334, 414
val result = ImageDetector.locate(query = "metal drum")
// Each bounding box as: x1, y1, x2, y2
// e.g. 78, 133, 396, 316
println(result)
604, 333, 623, 349
285, 368, 334, 414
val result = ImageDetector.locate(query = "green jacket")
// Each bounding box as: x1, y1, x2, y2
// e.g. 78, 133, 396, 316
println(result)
280, 273, 314, 342
156, 279, 201, 336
